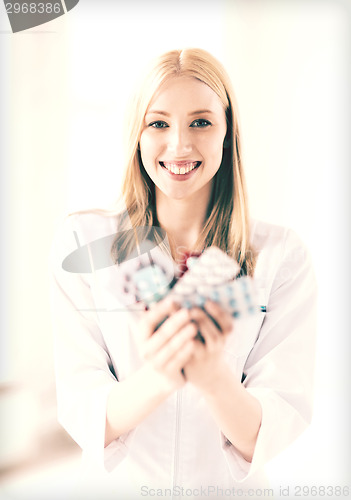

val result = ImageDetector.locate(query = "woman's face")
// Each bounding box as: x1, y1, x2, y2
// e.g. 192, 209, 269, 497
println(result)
139, 76, 227, 202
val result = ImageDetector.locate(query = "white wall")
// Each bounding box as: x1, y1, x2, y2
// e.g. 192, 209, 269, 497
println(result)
1, 0, 350, 492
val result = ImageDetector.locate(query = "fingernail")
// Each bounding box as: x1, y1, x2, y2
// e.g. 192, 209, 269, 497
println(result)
205, 300, 215, 309
170, 300, 180, 310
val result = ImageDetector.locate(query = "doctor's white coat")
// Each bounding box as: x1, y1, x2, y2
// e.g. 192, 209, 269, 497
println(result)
50, 212, 317, 499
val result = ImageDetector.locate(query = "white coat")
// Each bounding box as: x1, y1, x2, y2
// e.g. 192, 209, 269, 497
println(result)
50, 212, 317, 499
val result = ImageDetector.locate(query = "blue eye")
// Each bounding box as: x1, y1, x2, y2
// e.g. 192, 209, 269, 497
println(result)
149, 121, 168, 129
191, 119, 212, 128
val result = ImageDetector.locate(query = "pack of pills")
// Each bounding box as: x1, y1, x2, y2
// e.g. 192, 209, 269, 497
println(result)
118, 245, 259, 320
168, 248, 259, 319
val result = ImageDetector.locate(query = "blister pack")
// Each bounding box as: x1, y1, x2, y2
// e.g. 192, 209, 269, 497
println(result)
118, 246, 259, 320
169, 248, 259, 319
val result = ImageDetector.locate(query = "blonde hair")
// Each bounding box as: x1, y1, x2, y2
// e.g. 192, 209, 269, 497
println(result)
115, 48, 256, 276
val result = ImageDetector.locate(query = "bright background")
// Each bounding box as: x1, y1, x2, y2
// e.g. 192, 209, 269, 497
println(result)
0, 0, 350, 498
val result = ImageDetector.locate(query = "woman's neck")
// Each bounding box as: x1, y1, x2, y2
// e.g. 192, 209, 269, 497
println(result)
155, 190, 210, 255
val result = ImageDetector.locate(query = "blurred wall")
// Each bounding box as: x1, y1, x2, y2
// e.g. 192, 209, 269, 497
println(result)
1, 10, 72, 470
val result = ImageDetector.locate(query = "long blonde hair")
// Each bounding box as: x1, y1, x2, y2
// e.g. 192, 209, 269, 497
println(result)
115, 48, 256, 276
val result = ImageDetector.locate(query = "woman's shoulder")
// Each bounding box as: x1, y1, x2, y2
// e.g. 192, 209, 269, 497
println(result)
250, 218, 305, 255
50, 207, 126, 268
56, 207, 125, 245
250, 218, 313, 287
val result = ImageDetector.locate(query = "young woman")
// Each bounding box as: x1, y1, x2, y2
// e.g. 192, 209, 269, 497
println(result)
50, 48, 317, 498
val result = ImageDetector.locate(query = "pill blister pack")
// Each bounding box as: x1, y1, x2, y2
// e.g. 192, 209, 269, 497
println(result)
169, 248, 259, 318
114, 244, 176, 309
118, 246, 259, 320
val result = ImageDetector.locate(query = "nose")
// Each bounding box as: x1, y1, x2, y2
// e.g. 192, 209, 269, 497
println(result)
167, 126, 192, 156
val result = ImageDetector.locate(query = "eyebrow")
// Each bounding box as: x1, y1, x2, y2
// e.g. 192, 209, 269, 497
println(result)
146, 109, 214, 116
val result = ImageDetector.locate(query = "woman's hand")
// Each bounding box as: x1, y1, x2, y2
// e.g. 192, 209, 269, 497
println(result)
182, 301, 233, 394
136, 298, 198, 395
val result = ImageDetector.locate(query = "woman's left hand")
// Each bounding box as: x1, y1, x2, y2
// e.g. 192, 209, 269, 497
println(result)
182, 301, 233, 393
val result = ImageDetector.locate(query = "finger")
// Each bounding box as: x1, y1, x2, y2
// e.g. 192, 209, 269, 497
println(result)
140, 297, 180, 338
167, 339, 195, 374
189, 308, 219, 349
144, 308, 194, 358
152, 322, 197, 370
204, 301, 233, 335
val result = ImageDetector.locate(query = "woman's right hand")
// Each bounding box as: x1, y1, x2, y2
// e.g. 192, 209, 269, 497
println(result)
136, 298, 198, 394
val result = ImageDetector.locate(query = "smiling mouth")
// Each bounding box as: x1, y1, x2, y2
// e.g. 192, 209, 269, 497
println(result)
160, 161, 201, 175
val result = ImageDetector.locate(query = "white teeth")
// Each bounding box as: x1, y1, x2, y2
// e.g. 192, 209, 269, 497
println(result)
162, 162, 199, 175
